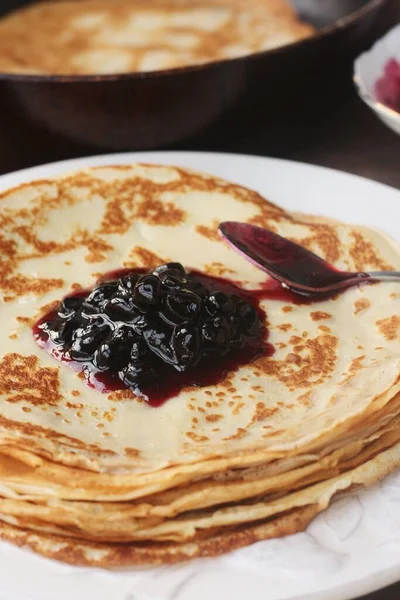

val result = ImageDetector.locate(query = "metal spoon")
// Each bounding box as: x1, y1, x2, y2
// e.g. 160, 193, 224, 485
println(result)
218, 221, 400, 296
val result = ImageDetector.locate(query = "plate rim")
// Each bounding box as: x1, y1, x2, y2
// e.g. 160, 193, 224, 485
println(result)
0, 150, 399, 198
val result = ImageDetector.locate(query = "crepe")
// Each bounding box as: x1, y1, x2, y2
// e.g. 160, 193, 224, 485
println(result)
0, 0, 314, 75
0, 163, 399, 565
0, 421, 399, 543
1, 439, 400, 565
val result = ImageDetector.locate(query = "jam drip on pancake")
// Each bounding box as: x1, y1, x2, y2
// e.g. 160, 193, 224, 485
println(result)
33, 265, 271, 406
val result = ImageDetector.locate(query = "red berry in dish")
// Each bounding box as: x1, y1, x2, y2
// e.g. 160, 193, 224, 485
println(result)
375, 58, 400, 113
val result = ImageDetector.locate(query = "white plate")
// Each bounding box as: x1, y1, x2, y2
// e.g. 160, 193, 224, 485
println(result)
0, 151, 400, 600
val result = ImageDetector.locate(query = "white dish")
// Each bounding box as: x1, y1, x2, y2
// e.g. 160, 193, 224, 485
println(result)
354, 24, 400, 136
0, 151, 400, 600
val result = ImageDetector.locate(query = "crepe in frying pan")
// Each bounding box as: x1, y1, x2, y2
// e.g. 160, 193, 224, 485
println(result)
0, 0, 314, 75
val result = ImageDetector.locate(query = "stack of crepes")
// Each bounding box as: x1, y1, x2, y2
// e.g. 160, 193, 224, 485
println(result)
0, 164, 399, 566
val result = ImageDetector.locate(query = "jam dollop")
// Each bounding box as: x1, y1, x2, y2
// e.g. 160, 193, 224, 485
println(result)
34, 264, 270, 406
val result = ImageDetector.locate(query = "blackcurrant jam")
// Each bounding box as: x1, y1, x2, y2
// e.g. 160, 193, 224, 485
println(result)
33, 264, 275, 407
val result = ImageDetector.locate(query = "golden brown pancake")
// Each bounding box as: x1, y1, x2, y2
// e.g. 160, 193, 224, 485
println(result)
1, 439, 400, 565
0, 163, 398, 565
0, 0, 314, 75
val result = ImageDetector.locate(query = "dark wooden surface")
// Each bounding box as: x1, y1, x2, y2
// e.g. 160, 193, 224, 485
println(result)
0, 76, 398, 188
217, 90, 400, 190
0, 4, 398, 600
288, 92, 400, 190
359, 581, 400, 600
0, 63, 398, 190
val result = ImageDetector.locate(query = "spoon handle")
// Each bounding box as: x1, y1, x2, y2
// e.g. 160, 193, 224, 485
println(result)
369, 271, 400, 283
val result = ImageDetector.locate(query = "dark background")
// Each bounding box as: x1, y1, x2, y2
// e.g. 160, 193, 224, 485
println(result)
0, 2, 399, 599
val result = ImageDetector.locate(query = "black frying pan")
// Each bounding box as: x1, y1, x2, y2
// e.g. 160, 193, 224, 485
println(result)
0, 0, 395, 151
